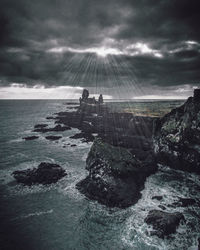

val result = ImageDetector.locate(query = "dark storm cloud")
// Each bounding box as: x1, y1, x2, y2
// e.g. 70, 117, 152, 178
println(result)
0, 0, 200, 90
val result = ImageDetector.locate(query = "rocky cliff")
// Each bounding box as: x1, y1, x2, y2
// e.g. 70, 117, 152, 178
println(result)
154, 89, 200, 174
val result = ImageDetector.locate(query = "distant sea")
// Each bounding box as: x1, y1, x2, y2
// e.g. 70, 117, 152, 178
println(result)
0, 99, 199, 250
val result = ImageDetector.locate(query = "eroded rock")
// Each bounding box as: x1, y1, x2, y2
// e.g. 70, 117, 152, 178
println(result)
145, 210, 185, 238
12, 162, 67, 185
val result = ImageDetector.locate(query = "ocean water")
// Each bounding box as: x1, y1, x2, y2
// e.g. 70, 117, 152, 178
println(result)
0, 100, 200, 250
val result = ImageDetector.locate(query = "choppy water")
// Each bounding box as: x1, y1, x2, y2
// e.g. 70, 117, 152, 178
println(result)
0, 100, 200, 250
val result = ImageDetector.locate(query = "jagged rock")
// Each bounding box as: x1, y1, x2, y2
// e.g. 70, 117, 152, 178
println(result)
12, 162, 67, 185
76, 139, 157, 208
145, 210, 185, 238
152, 196, 163, 201
23, 136, 39, 140
45, 135, 62, 140
34, 124, 48, 129
171, 197, 197, 207
154, 89, 200, 173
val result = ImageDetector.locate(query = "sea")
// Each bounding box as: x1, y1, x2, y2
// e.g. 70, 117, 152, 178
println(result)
0, 99, 200, 250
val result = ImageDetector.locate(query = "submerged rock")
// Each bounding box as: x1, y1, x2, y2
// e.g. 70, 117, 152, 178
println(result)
23, 136, 39, 141
76, 139, 157, 208
154, 89, 200, 173
34, 124, 48, 129
152, 196, 163, 201
12, 162, 67, 185
145, 210, 185, 238
45, 135, 62, 140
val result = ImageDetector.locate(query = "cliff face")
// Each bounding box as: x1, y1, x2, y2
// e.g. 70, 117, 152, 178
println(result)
76, 139, 157, 208
153, 89, 200, 174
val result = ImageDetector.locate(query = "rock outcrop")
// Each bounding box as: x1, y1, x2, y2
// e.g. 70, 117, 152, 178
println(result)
145, 210, 185, 238
12, 162, 67, 185
76, 139, 157, 208
154, 89, 200, 174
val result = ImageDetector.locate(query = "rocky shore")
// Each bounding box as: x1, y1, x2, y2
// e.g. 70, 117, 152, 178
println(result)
14, 88, 200, 239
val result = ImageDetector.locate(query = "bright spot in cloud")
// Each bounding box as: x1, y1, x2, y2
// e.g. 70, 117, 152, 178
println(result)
47, 42, 163, 58
126, 42, 163, 57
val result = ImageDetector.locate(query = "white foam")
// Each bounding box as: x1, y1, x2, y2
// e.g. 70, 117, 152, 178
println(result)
12, 209, 53, 221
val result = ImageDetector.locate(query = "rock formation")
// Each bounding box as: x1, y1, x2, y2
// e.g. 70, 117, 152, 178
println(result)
12, 162, 67, 185
145, 210, 185, 238
154, 89, 200, 174
76, 139, 157, 208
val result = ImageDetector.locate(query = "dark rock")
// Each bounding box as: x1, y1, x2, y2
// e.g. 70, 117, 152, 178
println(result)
152, 196, 163, 201
154, 89, 200, 174
50, 124, 71, 131
70, 132, 95, 142
145, 210, 185, 238
158, 205, 166, 210
34, 124, 48, 129
45, 136, 62, 140
46, 116, 56, 120
23, 136, 39, 141
12, 162, 67, 185
71, 144, 77, 147
34, 124, 71, 133
76, 139, 157, 208
171, 197, 196, 207
194, 89, 200, 103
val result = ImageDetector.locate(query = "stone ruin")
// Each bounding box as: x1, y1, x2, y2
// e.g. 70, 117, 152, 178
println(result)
79, 89, 103, 105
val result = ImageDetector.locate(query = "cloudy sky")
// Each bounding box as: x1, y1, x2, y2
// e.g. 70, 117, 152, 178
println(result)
0, 0, 200, 99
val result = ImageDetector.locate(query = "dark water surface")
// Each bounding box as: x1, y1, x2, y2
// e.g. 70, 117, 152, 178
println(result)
0, 100, 199, 250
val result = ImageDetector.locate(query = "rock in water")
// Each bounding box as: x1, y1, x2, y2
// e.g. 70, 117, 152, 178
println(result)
23, 136, 39, 141
12, 162, 67, 185
45, 136, 62, 140
145, 210, 185, 238
76, 139, 157, 208
154, 89, 200, 173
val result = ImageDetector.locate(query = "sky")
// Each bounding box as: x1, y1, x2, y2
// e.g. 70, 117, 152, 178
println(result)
0, 0, 200, 99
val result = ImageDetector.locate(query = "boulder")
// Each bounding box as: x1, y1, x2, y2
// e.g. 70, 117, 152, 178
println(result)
145, 210, 185, 238
12, 162, 67, 185
154, 89, 200, 173
76, 139, 157, 208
